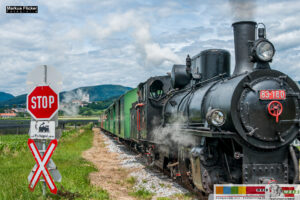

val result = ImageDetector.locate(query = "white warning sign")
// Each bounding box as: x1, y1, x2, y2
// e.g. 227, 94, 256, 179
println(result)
30, 121, 55, 139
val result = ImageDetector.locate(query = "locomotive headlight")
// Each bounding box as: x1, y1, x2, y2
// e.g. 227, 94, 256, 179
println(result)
254, 40, 275, 62
206, 109, 226, 127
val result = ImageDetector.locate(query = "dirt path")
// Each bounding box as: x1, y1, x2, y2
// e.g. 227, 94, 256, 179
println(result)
82, 128, 135, 200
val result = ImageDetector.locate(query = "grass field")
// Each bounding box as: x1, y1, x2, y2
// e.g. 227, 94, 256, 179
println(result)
0, 124, 110, 200
0, 134, 28, 152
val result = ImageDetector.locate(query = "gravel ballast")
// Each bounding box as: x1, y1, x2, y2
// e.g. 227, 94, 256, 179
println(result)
102, 132, 191, 198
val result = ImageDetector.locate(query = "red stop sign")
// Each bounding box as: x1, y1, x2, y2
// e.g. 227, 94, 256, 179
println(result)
27, 86, 59, 120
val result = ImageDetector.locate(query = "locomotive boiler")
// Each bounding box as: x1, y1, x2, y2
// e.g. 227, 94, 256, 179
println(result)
163, 21, 300, 193
100, 21, 300, 198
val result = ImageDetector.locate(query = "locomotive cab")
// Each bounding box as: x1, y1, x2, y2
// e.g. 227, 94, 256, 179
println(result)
130, 76, 172, 141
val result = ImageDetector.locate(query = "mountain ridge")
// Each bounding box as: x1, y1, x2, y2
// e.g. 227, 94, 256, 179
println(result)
0, 92, 14, 102
0, 84, 133, 107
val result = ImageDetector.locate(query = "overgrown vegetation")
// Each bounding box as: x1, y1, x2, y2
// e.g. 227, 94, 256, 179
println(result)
157, 197, 171, 200
0, 134, 28, 153
171, 193, 193, 200
129, 187, 153, 200
0, 125, 91, 153
0, 124, 110, 200
126, 176, 137, 185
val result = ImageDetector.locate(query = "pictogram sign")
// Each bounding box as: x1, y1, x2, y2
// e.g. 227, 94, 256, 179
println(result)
27, 85, 59, 120
28, 139, 58, 194
30, 121, 55, 140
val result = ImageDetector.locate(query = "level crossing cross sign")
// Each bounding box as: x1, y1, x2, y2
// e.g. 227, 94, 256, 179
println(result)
27, 85, 59, 120
28, 139, 58, 194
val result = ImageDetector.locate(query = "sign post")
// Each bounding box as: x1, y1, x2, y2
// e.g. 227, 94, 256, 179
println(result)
26, 65, 62, 195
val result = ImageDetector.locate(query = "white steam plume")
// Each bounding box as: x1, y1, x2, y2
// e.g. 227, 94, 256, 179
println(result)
229, 0, 256, 21
60, 89, 88, 116
151, 116, 197, 148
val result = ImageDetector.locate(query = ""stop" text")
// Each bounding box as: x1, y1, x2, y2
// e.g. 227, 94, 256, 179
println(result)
31, 96, 55, 109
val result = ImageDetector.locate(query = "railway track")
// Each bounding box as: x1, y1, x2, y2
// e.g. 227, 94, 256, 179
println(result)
100, 128, 209, 200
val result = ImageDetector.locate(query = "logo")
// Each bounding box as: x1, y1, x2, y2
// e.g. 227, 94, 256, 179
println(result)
265, 183, 285, 198
6, 6, 38, 13
214, 184, 299, 199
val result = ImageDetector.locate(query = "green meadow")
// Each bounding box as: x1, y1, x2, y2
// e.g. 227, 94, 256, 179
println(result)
0, 124, 110, 200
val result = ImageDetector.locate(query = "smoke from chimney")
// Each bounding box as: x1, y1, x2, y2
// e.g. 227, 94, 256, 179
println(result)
229, 0, 256, 21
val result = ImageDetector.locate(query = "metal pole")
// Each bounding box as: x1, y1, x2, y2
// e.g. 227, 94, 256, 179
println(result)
44, 65, 47, 84
43, 66, 47, 195
42, 66, 48, 196
42, 140, 46, 196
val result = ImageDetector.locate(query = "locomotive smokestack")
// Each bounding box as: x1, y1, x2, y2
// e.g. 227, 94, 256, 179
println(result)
232, 21, 257, 75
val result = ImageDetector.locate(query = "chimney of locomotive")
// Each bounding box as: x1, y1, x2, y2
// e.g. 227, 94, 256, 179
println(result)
186, 55, 191, 75
232, 21, 257, 75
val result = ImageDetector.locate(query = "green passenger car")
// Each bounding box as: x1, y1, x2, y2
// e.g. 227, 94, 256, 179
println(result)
120, 96, 125, 138
115, 100, 120, 136
123, 88, 138, 139
109, 107, 113, 133
102, 88, 138, 139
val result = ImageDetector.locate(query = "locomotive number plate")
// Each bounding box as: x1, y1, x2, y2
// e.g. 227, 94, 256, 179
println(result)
259, 90, 286, 100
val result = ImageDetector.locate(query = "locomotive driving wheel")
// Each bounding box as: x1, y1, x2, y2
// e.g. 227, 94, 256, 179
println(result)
146, 146, 155, 166
179, 158, 194, 189
168, 162, 180, 180
178, 146, 208, 199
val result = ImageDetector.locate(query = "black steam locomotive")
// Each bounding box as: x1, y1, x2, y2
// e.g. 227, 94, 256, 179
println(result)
101, 21, 300, 198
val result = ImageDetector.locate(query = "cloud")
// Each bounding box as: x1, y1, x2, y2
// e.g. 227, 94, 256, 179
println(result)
87, 10, 182, 68
0, 0, 299, 96
272, 30, 300, 51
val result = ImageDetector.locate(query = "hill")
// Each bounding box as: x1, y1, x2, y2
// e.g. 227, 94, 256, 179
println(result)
60, 84, 132, 102
0, 94, 26, 106
0, 92, 14, 102
78, 95, 120, 116
0, 84, 132, 107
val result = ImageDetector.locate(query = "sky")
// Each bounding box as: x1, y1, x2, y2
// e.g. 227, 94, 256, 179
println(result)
0, 0, 300, 96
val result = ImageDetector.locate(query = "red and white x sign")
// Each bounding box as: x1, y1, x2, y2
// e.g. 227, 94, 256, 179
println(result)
28, 139, 58, 194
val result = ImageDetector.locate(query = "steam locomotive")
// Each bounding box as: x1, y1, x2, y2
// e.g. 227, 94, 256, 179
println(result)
100, 21, 300, 198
